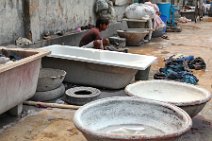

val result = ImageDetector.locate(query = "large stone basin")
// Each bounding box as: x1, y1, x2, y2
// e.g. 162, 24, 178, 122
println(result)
125, 80, 212, 118
74, 96, 192, 141
117, 28, 149, 46
36, 68, 66, 92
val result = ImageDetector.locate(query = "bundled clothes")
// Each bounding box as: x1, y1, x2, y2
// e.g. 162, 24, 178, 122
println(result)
154, 55, 206, 85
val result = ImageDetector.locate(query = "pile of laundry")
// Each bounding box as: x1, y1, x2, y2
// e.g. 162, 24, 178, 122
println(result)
154, 54, 206, 85
95, 0, 116, 21
0, 50, 22, 65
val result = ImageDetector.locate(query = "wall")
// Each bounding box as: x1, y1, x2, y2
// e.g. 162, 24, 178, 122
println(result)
27, 21, 128, 48
0, 0, 129, 45
0, 0, 25, 45
29, 0, 128, 42
29, 0, 97, 42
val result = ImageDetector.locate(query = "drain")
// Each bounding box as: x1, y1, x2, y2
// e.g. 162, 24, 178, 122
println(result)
65, 87, 101, 106
75, 90, 92, 95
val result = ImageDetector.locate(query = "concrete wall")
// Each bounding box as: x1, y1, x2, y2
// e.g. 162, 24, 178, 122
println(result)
27, 21, 128, 48
29, 0, 128, 42
0, 0, 25, 44
29, 0, 97, 42
0, 0, 128, 45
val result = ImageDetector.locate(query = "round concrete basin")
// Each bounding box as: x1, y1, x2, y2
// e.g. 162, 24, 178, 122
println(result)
117, 28, 149, 46
36, 68, 66, 92
74, 96, 192, 141
125, 80, 212, 118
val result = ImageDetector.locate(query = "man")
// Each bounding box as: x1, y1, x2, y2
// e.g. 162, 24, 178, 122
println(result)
79, 17, 128, 52
79, 17, 109, 48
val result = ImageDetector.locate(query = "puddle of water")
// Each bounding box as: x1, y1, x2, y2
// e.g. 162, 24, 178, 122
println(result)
99, 124, 165, 136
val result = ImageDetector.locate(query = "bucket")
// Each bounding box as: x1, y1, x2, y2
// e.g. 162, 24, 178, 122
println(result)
157, 2, 171, 23
160, 15, 168, 24
160, 15, 168, 33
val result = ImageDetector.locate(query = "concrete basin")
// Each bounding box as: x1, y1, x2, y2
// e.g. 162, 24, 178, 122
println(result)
122, 18, 148, 28
36, 68, 66, 92
125, 80, 212, 118
74, 96, 192, 141
117, 28, 149, 46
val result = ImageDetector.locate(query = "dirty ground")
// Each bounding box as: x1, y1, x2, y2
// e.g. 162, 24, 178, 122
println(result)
0, 19, 212, 141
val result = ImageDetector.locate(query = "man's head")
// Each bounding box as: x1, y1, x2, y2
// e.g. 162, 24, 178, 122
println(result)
96, 17, 109, 31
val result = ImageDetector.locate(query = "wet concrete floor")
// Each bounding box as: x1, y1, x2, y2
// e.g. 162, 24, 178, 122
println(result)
0, 19, 212, 141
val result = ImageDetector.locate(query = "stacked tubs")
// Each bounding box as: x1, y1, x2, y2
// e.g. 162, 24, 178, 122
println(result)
120, 19, 150, 46
31, 68, 66, 101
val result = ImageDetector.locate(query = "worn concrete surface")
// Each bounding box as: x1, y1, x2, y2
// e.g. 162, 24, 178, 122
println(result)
0, 0, 25, 44
27, 21, 128, 47
29, 0, 96, 42
0, 19, 212, 141
40, 0, 129, 42
0, 0, 128, 44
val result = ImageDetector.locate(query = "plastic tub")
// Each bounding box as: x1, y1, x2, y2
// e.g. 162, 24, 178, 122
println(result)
160, 15, 168, 24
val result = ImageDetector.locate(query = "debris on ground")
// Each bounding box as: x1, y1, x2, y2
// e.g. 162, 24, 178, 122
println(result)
178, 17, 192, 23
15, 37, 32, 47
161, 34, 169, 40
43, 32, 51, 40
154, 54, 206, 85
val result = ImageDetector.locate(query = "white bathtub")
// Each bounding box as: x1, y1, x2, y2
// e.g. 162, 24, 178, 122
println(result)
42, 45, 156, 89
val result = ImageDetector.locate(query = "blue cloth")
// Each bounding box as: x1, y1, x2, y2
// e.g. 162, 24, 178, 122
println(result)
9, 52, 22, 61
154, 55, 199, 85
180, 73, 199, 85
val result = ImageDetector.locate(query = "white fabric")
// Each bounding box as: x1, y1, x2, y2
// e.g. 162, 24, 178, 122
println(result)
125, 3, 155, 19
144, 2, 159, 14
144, 2, 165, 30
203, 4, 211, 14
147, 18, 153, 41
82, 40, 104, 49
96, 0, 109, 12
82, 41, 94, 48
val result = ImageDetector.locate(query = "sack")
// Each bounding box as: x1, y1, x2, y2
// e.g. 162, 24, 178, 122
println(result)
125, 3, 155, 19
154, 14, 166, 30
96, 0, 109, 12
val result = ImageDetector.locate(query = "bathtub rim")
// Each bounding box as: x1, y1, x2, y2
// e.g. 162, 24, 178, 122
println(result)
42, 45, 157, 70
